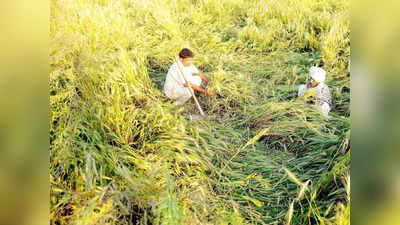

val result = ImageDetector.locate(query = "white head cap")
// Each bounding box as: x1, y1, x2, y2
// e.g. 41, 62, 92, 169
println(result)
309, 66, 326, 83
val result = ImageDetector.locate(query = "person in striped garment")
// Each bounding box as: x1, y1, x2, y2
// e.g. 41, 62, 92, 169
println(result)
298, 66, 332, 117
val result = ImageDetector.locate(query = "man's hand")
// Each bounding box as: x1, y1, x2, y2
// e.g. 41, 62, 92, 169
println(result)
195, 71, 211, 85
189, 83, 215, 97
184, 82, 190, 87
205, 90, 215, 97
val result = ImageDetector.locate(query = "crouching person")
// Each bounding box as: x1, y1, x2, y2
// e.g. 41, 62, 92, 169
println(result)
163, 48, 214, 105
298, 66, 332, 117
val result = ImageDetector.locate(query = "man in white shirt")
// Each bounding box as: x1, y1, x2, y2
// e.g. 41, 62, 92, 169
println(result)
164, 48, 214, 105
298, 66, 332, 117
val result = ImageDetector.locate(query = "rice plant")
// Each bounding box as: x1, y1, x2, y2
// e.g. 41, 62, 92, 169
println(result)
50, 0, 350, 224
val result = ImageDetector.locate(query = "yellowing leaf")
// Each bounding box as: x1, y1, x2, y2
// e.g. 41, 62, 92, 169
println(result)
283, 167, 302, 186
285, 201, 294, 225
242, 196, 263, 208
296, 180, 311, 201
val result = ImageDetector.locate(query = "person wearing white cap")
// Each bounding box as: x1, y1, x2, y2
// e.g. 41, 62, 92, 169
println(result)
298, 66, 332, 117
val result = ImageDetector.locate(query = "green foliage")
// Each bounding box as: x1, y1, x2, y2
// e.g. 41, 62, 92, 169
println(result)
50, 0, 350, 224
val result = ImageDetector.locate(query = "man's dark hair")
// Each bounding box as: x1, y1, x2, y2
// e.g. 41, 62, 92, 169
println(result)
179, 48, 194, 58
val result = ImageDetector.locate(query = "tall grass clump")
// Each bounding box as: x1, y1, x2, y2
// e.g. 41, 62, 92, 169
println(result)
51, 0, 350, 224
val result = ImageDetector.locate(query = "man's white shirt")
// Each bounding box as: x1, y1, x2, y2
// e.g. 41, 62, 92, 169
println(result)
163, 61, 201, 100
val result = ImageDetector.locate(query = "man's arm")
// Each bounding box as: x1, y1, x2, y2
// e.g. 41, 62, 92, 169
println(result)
185, 82, 214, 97
194, 71, 210, 84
